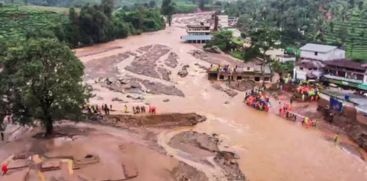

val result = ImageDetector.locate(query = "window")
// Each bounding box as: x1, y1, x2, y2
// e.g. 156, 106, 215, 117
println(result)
264, 77, 270, 81
255, 77, 260, 81
300, 67, 304, 70
314, 52, 318, 56
357, 74, 364, 81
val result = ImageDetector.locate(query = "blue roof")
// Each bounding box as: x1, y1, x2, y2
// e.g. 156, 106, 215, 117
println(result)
182, 35, 213, 41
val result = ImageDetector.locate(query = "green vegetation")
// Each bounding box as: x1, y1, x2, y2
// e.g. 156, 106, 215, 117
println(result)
175, 1, 197, 13
223, 0, 367, 60
272, 61, 294, 75
0, 0, 166, 48
0, 5, 67, 42
0, 38, 89, 136
161, 0, 175, 26
206, 31, 235, 52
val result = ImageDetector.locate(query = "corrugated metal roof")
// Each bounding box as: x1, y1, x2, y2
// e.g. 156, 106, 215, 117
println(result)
300, 43, 338, 53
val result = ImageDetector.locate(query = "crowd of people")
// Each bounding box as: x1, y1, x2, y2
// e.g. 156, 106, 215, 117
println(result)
278, 102, 317, 128
86, 104, 158, 115
85, 104, 112, 115
244, 88, 270, 112
296, 85, 320, 102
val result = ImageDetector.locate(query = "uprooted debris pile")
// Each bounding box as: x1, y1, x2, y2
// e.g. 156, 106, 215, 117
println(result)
96, 113, 206, 128
215, 151, 246, 181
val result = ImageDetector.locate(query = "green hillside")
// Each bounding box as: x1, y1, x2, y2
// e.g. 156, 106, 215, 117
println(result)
324, 11, 367, 60
0, 5, 67, 42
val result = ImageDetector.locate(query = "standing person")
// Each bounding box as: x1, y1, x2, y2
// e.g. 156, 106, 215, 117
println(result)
101, 104, 105, 114
2, 162, 8, 175
106, 104, 110, 115
0, 122, 5, 142
141, 106, 146, 113
334, 133, 340, 145
124, 105, 128, 113
290, 97, 293, 105
110, 105, 113, 111
136, 106, 141, 114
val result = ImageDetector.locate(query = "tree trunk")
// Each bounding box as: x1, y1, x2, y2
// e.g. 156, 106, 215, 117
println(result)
44, 117, 53, 137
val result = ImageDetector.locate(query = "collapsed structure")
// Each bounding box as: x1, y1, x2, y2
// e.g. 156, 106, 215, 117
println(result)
207, 59, 273, 83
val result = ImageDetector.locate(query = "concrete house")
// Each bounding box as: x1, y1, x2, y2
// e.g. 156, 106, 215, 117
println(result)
181, 24, 213, 43
293, 43, 345, 81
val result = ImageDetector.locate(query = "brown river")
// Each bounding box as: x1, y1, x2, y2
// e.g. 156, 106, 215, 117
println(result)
75, 12, 367, 181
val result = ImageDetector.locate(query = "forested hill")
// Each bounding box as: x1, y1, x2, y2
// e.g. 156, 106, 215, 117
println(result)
0, 1, 166, 48
2, 0, 199, 8
223, 0, 367, 60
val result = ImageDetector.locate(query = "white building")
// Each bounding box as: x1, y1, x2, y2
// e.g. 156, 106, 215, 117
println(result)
217, 15, 229, 29
300, 43, 345, 61
293, 43, 346, 81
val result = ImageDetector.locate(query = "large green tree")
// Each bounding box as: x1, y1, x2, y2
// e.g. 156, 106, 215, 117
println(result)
0, 38, 89, 136
161, 0, 175, 26
206, 30, 234, 52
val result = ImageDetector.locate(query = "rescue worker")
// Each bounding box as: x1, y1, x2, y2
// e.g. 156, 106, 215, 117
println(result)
2, 163, 8, 175
334, 134, 340, 145
124, 105, 128, 113
141, 106, 146, 113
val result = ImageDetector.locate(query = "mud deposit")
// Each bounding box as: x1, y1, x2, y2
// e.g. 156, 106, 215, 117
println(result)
96, 113, 206, 128
169, 131, 246, 181
125, 44, 170, 80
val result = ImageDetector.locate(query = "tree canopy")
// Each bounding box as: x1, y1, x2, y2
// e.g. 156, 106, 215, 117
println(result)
206, 30, 234, 52
0, 38, 89, 136
161, 0, 175, 26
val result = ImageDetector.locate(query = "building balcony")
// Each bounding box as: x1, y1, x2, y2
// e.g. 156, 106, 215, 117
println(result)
323, 74, 363, 84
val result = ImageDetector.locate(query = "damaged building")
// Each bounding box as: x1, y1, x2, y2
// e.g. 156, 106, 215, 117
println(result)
208, 58, 273, 83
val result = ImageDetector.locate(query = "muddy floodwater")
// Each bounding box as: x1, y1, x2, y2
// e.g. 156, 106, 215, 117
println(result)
75, 12, 367, 181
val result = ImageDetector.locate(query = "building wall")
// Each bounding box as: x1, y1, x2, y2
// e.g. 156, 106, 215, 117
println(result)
293, 66, 322, 80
